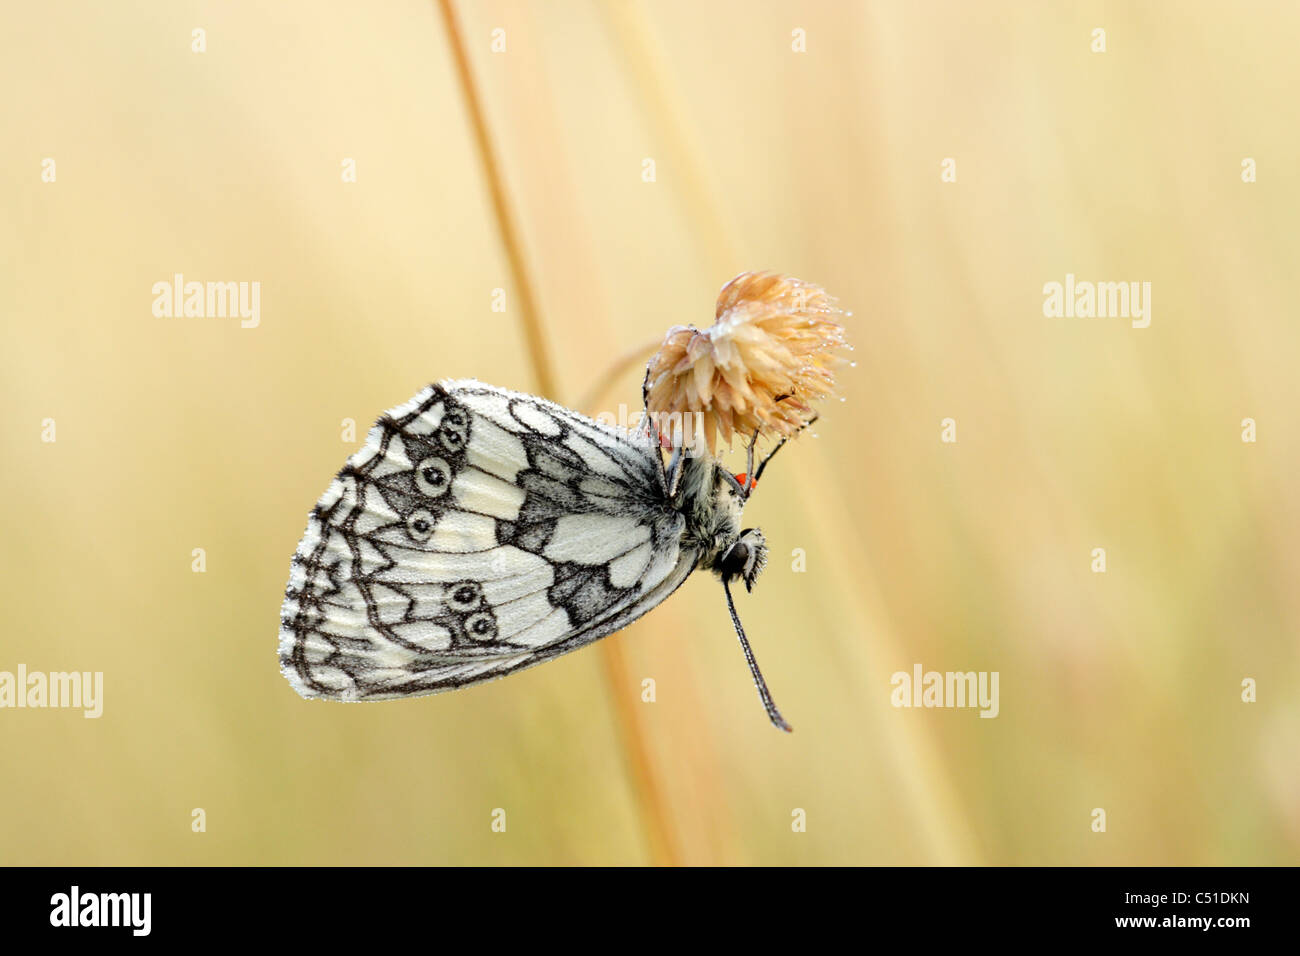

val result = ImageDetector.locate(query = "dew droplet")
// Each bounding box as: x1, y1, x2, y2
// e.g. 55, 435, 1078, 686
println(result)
849, 361, 858, 368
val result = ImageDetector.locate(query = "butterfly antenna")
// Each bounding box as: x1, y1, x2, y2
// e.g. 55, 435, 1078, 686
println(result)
722, 579, 792, 732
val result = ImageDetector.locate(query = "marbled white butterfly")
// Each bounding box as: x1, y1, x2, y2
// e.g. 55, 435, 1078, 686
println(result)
279, 379, 804, 730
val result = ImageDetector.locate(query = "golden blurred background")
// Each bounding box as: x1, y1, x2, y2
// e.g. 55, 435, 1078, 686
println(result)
2, 0, 1297, 865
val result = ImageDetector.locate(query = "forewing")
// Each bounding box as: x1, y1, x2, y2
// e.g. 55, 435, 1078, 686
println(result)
279, 380, 693, 701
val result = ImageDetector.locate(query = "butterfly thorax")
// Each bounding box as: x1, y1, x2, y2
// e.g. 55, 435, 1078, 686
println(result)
676, 456, 744, 570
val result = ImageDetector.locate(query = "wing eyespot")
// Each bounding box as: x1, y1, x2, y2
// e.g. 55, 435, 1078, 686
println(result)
415, 457, 453, 497
448, 581, 482, 611
406, 509, 437, 542
464, 611, 498, 642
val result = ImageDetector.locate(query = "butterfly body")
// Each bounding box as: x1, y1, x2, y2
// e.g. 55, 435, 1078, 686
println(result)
279, 381, 776, 712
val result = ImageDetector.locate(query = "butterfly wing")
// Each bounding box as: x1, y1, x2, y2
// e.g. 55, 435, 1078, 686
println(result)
279, 380, 697, 701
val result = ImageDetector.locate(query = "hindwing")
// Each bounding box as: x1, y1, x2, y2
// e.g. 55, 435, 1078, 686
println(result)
279, 380, 696, 700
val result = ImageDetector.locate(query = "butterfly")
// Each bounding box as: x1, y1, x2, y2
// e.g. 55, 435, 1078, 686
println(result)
278, 379, 807, 730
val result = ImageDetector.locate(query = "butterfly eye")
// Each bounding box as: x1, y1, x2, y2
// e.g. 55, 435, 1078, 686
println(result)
416, 457, 453, 497
449, 582, 480, 611
733, 473, 757, 490
406, 509, 436, 543
719, 542, 750, 579
464, 612, 497, 641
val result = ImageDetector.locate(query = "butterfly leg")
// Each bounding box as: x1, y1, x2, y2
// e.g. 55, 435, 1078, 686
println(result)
665, 444, 685, 500
742, 431, 759, 495
752, 412, 819, 484
642, 362, 676, 497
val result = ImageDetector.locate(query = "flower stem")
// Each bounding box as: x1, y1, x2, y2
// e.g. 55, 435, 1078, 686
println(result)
436, 0, 679, 866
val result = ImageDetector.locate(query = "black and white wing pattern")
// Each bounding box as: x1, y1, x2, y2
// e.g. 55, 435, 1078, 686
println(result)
279, 380, 697, 701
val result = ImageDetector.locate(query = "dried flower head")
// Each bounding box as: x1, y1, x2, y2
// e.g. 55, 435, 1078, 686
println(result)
644, 271, 849, 455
